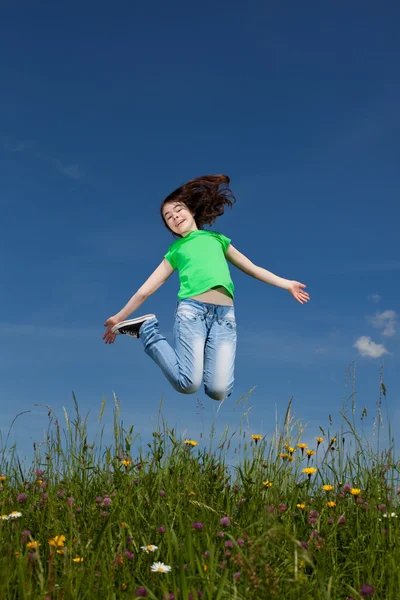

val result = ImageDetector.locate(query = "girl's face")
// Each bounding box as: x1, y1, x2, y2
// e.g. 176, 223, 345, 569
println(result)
162, 202, 198, 236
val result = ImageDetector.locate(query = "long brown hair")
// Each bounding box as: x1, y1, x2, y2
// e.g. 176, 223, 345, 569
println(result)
160, 174, 236, 235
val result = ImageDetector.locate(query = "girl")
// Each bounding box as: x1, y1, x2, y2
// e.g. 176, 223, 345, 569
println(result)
103, 175, 310, 401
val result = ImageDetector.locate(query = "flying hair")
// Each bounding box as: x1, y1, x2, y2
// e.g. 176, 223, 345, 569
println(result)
160, 174, 236, 235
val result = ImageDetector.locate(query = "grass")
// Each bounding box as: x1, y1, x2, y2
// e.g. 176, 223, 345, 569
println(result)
0, 365, 398, 599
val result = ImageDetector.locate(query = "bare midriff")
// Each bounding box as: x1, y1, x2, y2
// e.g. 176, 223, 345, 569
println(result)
189, 286, 233, 306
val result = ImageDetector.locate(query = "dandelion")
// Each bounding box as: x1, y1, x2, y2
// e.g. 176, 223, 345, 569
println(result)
350, 488, 361, 496
72, 557, 84, 563
263, 480, 273, 488
48, 535, 66, 548
151, 561, 172, 573
297, 443, 308, 454
288, 447, 295, 454
141, 545, 158, 553
306, 449, 315, 458
0, 476, 6, 482
322, 485, 334, 492
26, 541, 40, 550
184, 440, 198, 447
302, 467, 317, 477
121, 459, 131, 467
288, 455, 295, 461
9, 511, 22, 519
297, 503, 306, 510
327, 501, 336, 508
251, 434, 262, 442
280, 453, 289, 460
330, 437, 336, 444
316, 437, 324, 445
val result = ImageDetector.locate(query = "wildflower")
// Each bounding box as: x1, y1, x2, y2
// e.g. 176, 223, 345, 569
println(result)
278, 503, 287, 513
327, 501, 336, 508
158, 526, 166, 534
21, 530, 31, 544
189, 491, 196, 496
159, 489, 166, 497
220, 517, 230, 526
103, 496, 111, 506
67, 497, 75, 506
0, 476, 6, 482
330, 437, 336, 444
26, 541, 40, 550
263, 480, 273, 488
217, 531, 224, 538
297, 503, 306, 510
192, 522, 204, 531
237, 497, 246, 505
57, 489, 65, 498
150, 561, 172, 573
309, 510, 319, 518
327, 518, 333, 525
288, 447, 295, 454
233, 571, 241, 581
48, 535, 66, 548
121, 583, 127, 590
338, 515, 346, 524
141, 545, 158, 553
17, 493, 28, 504
15, 552, 20, 557
297, 443, 308, 451
251, 434, 262, 442
224, 540, 234, 548
124, 550, 134, 560
302, 467, 317, 476
184, 439, 198, 447
9, 511, 22, 519
288, 455, 294, 461
1, 515, 9, 521
95, 496, 103, 504
279, 453, 289, 460
316, 437, 323, 445
350, 488, 361, 496
72, 557, 84, 563
306, 450, 315, 458
121, 459, 131, 467
343, 483, 351, 492
382, 512, 397, 518
300, 541, 308, 550
135, 588, 148, 597
360, 583, 374, 597
236, 538, 245, 547
322, 485, 334, 492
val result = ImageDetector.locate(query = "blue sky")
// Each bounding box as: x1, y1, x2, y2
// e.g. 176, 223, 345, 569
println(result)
1, 1, 399, 464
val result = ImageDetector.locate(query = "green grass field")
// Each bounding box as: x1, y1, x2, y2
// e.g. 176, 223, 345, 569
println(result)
0, 368, 398, 599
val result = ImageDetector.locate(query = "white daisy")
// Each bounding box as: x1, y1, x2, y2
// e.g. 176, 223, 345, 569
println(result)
141, 544, 158, 553
9, 512, 22, 519
1, 515, 9, 521
382, 512, 397, 518
150, 561, 172, 573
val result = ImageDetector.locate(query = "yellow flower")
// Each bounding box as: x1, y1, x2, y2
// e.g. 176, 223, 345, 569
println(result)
27, 541, 40, 550
72, 557, 84, 563
0, 476, 6, 482
15, 552, 20, 557
203, 564, 208, 572
327, 501, 336, 508
350, 488, 361, 496
121, 459, 131, 467
288, 447, 295, 454
316, 437, 324, 444
279, 453, 289, 460
189, 491, 196, 496
251, 434, 262, 441
288, 455, 295, 462
263, 480, 273, 488
322, 485, 334, 492
184, 439, 198, 447
330, 437, 336, 444
302, 467, 317, 476
297, 443, 308, 449
121, 583, 128, 591
296, 503, 306, 510
306, 449, 315, 457
48, 535, 66, 548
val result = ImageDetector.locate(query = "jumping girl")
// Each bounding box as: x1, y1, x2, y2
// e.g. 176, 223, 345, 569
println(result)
103, 175, 310, 401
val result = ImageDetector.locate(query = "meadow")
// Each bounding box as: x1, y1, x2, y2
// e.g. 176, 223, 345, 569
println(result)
0, 366, 398, 600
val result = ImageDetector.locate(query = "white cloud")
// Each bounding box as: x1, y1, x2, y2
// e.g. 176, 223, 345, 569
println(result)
368, 293, 381, 303
354, 336, 389, 359
367, 310, 397, 337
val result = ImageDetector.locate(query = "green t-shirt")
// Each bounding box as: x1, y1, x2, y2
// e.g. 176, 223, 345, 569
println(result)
164, 230, 235, 300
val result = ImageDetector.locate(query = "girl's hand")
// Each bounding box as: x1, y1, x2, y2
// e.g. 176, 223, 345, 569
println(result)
288, 281, 310, 304
103, 316, 120, 344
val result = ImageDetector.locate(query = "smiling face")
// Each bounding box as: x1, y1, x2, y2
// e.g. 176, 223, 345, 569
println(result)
162, 201, 198, 237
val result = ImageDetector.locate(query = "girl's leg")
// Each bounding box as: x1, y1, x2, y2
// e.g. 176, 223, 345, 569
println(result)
203, 306, 237, 401
139, 302, 206, 394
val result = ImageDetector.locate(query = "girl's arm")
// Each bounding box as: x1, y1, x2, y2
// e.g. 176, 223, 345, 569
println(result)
103, 259, 174, 342
226, 245, 310, 304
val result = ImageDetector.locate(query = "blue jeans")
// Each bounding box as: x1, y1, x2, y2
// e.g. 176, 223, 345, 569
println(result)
139, 298, 237, 400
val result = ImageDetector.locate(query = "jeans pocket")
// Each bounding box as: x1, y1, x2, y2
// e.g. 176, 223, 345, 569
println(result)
176, 307, 201, 323
222, 318, 236, 331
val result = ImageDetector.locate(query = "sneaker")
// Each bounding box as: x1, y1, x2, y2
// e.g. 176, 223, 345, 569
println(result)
111, 314, 156, 338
